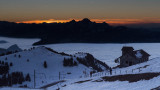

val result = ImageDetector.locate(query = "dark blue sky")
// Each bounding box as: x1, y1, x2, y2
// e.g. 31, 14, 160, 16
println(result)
0, 0, 160, 24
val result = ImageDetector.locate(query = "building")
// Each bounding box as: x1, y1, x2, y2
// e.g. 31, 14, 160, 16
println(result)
117, 46, 150, 67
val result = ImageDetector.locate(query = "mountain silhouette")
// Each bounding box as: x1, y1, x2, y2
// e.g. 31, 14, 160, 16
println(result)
0, 18, 160, 45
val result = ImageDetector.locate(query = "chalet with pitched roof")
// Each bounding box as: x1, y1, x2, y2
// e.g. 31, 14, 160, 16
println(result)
117, 46, 150, 67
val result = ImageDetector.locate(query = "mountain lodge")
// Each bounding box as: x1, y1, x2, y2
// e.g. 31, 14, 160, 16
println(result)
116, 46, 150, 67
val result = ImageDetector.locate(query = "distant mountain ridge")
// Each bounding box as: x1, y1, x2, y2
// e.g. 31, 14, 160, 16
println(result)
1, 18, 160, 45
0, 44, 22, 55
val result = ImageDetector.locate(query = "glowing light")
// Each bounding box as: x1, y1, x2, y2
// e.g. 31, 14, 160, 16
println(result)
16, 18, 160, 25
16, 19, 75, 24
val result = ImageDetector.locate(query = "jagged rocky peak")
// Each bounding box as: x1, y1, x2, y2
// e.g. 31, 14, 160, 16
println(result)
7, 44, 22, 52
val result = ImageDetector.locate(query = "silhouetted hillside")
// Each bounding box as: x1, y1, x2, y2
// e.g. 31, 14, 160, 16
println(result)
0, 18, 160, 45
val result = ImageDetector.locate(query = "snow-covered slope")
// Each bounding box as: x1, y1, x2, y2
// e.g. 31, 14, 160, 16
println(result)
0, 46, 109, 88
1, 47, 160, 90
114, 57, 160, 74
46, 58, 160, 90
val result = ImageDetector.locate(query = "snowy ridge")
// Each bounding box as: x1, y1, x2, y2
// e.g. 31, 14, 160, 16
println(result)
0, 46, 109, 88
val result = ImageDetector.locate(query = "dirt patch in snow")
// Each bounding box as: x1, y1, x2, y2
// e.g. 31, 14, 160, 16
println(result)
74, 79, 92, 84
135, 65, 149, 70
40, 80, 66, 89
100, 73, 160, 83
151, 85, 160, 90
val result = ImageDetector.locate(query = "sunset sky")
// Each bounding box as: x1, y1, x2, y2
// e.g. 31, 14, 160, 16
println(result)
0, 0, 160, 24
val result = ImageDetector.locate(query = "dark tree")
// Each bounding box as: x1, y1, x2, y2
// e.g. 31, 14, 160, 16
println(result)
0, 53, 5, 56
25, 73, 31, 82
18, 72, 25, 84
73, 61, 78, 66
2, 61, 4, 65
43, 61, 47, 68
63, 57, 78, 67
10, 62, 13, 66
18, 55, 21, 58
63, 58, 67, 66
27, 59, 29, 62
109, 67, 112, 75
5, 62, 8, 66
0, 64, 9, 75
15, 50, 18, 53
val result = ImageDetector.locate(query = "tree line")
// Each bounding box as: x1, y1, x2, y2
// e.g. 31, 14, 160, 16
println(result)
0, 62, 31, 87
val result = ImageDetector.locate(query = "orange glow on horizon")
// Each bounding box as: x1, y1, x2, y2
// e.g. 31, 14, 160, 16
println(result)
16, 18, 160, 25
16, 19, 72, 24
